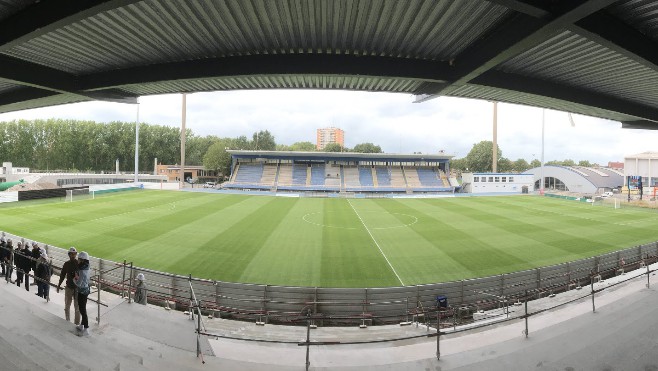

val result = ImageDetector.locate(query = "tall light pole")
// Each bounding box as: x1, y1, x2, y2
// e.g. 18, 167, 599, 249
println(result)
540, 108, 545, 195
492, 101, 498, 173
180, 93, 187, 189
134, 99, 140, 183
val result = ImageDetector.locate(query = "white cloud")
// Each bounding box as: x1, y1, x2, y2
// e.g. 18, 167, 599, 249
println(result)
1, 90, 656, 165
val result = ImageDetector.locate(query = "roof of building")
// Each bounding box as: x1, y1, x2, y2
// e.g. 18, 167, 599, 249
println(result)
228, 150, 451, 162
625, 152, 658, 160
525, 165, 624, 190
1, 1, 658, 128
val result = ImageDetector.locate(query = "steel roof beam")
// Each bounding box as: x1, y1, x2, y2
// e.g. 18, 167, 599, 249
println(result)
79, 54, 453, 91
0, 87, 60, 107
419, 0, 618, 99
472, 71, 658, 123
0, 0, 140, 52
573, 12, 658, 73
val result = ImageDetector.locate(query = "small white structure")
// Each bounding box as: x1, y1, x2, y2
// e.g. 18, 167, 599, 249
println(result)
461, 173, 534, 193
1, 162, 30, 178
624, 152, 658, 187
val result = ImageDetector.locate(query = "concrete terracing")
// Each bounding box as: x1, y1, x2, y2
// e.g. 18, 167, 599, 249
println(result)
1, 266, 658, 370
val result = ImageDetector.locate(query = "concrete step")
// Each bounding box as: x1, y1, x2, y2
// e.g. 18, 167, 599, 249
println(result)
0, 334, 49, 371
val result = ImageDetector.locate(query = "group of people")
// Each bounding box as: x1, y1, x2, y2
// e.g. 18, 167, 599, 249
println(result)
0, 232, 93, 337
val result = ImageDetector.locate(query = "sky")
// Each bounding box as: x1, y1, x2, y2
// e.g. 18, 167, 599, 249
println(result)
1, 89, 656, 165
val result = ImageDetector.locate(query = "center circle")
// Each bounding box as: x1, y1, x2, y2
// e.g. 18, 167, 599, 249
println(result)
302, 211, 418, 230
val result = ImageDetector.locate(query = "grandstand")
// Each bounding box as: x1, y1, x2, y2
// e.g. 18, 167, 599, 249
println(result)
224, 151, 455, 193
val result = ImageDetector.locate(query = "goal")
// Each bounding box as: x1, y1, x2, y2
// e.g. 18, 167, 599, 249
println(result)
591, 197, 620, 209
65, 189, 94, 202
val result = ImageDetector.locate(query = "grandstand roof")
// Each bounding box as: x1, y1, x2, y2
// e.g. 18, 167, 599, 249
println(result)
1, 1, 658, 128
228, 150, 451, 162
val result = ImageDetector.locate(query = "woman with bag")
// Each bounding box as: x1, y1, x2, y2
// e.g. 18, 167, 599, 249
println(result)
74, 251, 91, 337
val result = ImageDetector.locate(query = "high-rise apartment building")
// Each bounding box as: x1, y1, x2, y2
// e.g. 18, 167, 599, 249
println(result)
316, 127, 344, 150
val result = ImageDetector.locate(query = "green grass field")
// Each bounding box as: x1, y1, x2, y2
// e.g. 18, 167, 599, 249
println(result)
2, 190, 658, 287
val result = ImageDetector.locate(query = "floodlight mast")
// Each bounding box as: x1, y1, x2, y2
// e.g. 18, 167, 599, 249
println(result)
540, 108, 545, 195
180, 93, 187, 189
134, 99, 140, 184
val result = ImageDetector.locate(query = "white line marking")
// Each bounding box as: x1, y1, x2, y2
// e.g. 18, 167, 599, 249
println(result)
347, 199, 405, 286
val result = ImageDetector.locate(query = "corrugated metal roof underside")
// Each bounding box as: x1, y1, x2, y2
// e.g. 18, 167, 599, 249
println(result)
1, 0, 510, 74
0, 80, 22, 94
0, 94, 91, 114
498, 30, 658, 109
610, 0, 658, 42
115, 75, 435, 96
570, 166, 623, 189
0, 0, 31, 23
448, 84, 640, 123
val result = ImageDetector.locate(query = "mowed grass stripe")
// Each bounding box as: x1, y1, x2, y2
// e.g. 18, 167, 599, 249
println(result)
237, 198, 325, 286
351, 199, 472, 285
171, 197, 298, 282
320, 199, 401, 287
374, 199, 530, 281
480, 197, 658, 252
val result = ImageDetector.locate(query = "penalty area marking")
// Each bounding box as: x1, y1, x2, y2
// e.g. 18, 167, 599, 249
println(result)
346, 199, 405, 286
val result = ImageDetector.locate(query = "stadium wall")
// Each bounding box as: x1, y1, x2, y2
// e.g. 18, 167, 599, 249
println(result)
3, 231, 656, 326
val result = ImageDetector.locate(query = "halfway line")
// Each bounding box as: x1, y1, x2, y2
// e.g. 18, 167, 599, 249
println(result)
347, 199, 405, 286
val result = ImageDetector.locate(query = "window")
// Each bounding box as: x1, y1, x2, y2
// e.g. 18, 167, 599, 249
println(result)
488, 177, 494, 182
509, 177, 514, 182
474, 177, 479, 182
481, 177, 486, 182
502, 177, 506, 182
494, 177, 500, 182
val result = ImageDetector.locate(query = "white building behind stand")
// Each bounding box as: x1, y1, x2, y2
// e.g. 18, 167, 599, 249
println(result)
461, 173, 534, 193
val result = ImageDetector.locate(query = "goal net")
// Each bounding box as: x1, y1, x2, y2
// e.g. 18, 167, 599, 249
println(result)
65, 188, 94, 202
591, 197, 620, 209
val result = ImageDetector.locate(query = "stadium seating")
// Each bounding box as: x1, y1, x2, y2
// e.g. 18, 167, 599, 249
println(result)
310, 165, 325, 186
390, 166, 406, 187
276, 164, 293, 186
343, 166, 360, 188
403, 166, 422, 187
375, 166, 391, 186
233, 163, 263, 184
260, 164, 278, 186
292, 164, 308, 185
359, 167, 374, 186
417, 167, 442, 187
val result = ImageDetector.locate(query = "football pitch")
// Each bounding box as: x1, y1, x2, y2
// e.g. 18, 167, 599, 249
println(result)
2, 190, 658, 288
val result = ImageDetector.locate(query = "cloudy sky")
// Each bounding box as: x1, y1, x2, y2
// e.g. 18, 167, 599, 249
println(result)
1, 90, 656, 165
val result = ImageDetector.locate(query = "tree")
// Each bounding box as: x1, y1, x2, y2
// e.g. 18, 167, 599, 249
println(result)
323, 143, 345, 152
449, 157, 468, 172
562, 159, 575, 166
498, 157, 513, 172
203, 138, 233, 178
546, 160, 562, 166
465, 141, 502, 172
578, 160, 592, 167
352, 142, 382, 153
288, 141, 316, 152
530, 159, 541, 168
251, 130, 276, 151
513, 158, 530, 172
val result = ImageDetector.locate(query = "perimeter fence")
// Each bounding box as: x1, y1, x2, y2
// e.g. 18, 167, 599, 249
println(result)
2, 231, 657, 327
2, 232, 658, 368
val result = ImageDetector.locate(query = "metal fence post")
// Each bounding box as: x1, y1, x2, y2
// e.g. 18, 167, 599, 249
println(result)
121, 259, 126, 299
305, 310, 311, 371
591, 277, 596, 313
128, 262, 134, 304
436, 308, 441, 360
524, 290, 528, 338
97, 273, 101, 325
647, 263, 651, 289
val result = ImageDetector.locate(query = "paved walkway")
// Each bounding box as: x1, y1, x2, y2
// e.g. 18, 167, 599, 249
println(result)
0, 265, 657, 370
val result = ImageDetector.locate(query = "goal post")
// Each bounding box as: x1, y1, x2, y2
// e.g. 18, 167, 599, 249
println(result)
65, 188, 94, 202
591, 197, 620, 209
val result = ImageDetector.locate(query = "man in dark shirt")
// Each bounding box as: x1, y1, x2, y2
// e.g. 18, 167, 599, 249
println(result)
20, 242, 31, 291
57, 247, 80, 325
30, 242, 41, 286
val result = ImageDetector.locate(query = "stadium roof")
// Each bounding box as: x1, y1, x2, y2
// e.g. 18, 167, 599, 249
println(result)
228, 150, 451, 161
1, 0, 658, 128
524, 165, 624, 192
